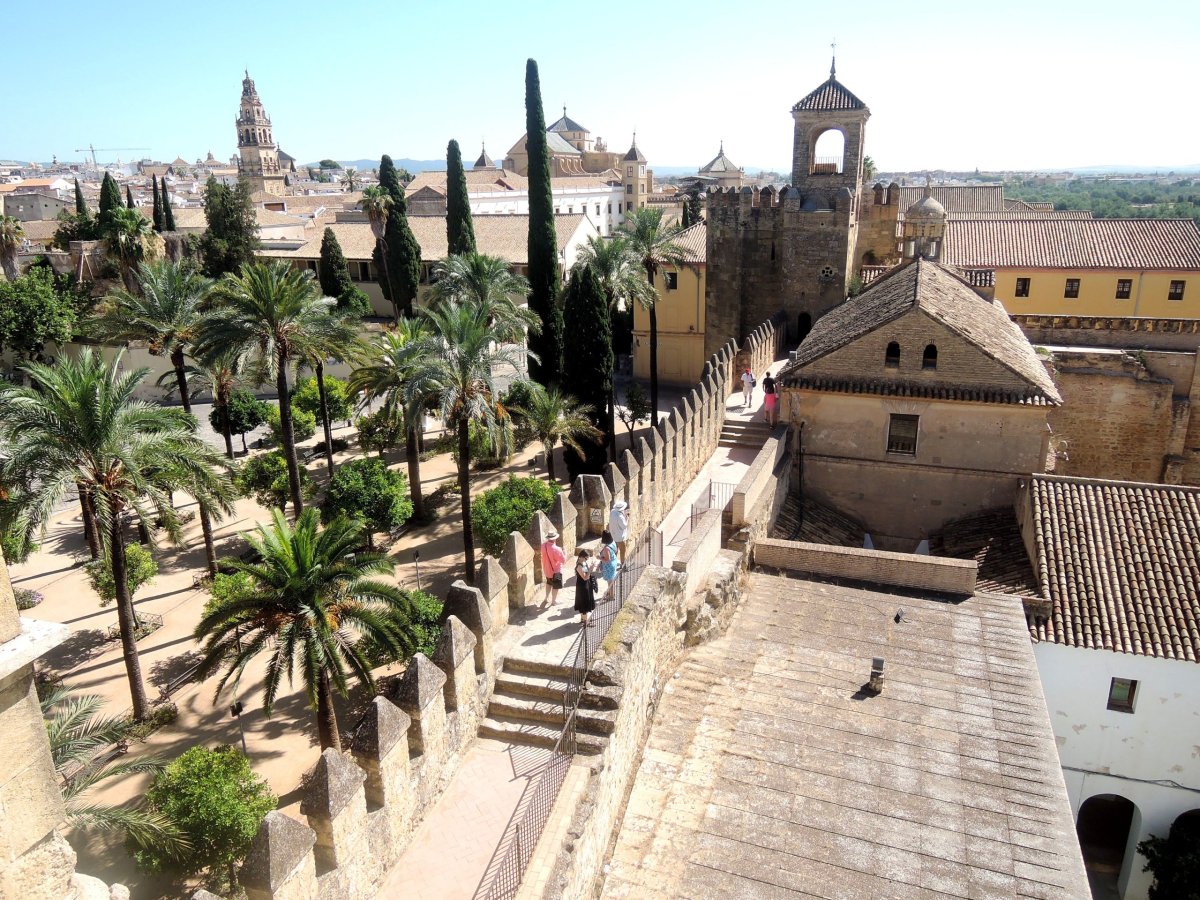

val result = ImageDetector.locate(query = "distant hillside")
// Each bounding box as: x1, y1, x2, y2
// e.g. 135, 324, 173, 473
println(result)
301, 158, 446, 173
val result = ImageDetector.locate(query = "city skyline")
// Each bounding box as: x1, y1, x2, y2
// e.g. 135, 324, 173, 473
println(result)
5, 0, 1198, 173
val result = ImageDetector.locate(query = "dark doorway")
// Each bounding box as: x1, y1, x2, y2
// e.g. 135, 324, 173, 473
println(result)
1077, 794, 1136, 898
797, 313, 812, 343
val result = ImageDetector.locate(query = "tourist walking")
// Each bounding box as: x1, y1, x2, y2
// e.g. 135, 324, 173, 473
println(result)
609, 500, 629, 561
741, 367, 755, 407
762, 370, 778, 426
540, 529, 567, 608
574, 548, 597, 626
598, 529, 620, 601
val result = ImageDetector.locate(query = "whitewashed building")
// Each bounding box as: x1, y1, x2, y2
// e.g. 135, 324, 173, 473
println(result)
1016, 474, 1200, 900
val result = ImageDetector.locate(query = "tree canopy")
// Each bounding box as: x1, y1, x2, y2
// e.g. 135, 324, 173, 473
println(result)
446, 139, 476, 256
198, 177, 260, 277
0, 266, 79, 363
524, 58, 563, 385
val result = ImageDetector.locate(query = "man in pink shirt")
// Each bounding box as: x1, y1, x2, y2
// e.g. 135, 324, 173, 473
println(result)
540, 529, 567, 608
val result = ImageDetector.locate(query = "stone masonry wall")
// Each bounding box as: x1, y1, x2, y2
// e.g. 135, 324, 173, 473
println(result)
1047, 348, 1198, 485
1014, 315, 1200, 353
754, 539, 978, 595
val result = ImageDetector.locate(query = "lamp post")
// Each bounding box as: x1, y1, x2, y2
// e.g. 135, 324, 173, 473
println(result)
230, 700, 247, 755
412, 549, 422, 592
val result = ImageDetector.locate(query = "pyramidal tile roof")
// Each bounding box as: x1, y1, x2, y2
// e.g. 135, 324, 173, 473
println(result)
783, 258, 1061, 405
700, 143, 739, 174
548, 109, 588, 134
792, 75, 867, 112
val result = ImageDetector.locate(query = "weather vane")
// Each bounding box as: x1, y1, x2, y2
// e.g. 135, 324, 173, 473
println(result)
830, 39, 837, 78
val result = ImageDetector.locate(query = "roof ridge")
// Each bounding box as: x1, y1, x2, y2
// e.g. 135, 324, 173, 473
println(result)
1032, 472, 1200, 494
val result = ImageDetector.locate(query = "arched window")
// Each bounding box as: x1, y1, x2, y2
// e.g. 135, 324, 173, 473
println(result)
885, 341, 900, 368
922, 344, 938, 370
811, 129, 845, 174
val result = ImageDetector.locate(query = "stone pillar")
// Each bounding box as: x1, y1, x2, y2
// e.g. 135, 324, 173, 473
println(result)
432, 616, 477, 714
573, 474, 612, 539
241, 811, 319, 900
525, 511, 556, 584
445, 581, 495, 684
499, 531, 536, 609
351, 698, 414, 873
394, 653, 447, 764
661, 417, 678, 502
603, 462, 627, 512
475, 556, 509, 631
548, 493, 578, 556
620, 449, 641, 500
300, 749, 367, 883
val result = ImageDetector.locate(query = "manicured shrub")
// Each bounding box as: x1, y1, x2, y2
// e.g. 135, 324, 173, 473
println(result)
321, 458, 413, 548
236, 450, 313, 510
470, 475, 559, 557
85, 543, 157, 606
265, 403, 316, 443
291, 375, 351, 426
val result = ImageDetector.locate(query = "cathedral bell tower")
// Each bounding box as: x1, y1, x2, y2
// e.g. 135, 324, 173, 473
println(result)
235, 71, 285, 196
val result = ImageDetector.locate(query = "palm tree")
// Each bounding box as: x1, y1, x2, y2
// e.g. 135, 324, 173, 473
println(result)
359, 186, 396, 322
105, 207, 156, 292
405, 300, 529, 579
621, 208, 687, 420
349, 320, 433, 521
429, 253, 539, 343
0, 215, 24, 281
572, 234, 655, 458
512, 384, 602, 483
192, 509, 417, 751
182, 350, 247, 460
196, 262, 333, 514
0, 350, 234, 719
341, 167, 360, 193
41, 684, 187, 855
90, 261, 225, 575
302, 306, 365, 472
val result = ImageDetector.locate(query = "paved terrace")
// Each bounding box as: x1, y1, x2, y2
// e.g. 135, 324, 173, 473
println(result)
603, 573, 1089, 899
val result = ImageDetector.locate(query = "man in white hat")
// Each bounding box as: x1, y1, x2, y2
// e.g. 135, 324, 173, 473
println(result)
609, 500, 630, 561
540, 528, 567, 608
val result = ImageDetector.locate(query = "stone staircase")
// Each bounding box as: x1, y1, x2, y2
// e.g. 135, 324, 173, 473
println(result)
718, 418, 773, 449
478, 657, 615, 755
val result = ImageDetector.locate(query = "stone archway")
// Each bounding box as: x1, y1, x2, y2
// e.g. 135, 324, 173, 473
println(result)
1077, 794, 1137, 898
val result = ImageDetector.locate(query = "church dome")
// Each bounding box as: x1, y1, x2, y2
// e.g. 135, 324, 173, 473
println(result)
905, 186, 946, 221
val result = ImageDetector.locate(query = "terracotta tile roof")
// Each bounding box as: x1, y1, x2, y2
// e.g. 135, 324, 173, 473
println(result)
791, 76, 867, 111
668, 222, 705, 264
699, 144, 739, 174
898, 184, 1007, 213
279, 214, 586, 265
946, 209, 1093, 221
547, 111, 588, 134
930, 509, 1039, 596
1027, 474, 1200, 661
15, 219, 59, 243
943, 218, 1200, 270
782, 258, 1061, 405
404, 169, 529, 195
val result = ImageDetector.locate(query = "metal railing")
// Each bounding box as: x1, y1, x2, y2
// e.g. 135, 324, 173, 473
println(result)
477, 528, 663, 900
475, 709, 576, 900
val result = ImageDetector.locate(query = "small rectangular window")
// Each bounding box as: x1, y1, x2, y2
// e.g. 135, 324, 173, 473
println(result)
1015, 277, 1030, 297
626, 184, 633, 195
1169, 280, 1186, 301
665, 272, 678, 290
1064, 278, 1080, 299
1116, 278, 1132, 299
1107, 678, 1137, 713
887, 414, 918, 455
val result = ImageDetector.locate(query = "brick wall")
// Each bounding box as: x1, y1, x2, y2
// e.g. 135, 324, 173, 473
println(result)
753, 539, 978, 595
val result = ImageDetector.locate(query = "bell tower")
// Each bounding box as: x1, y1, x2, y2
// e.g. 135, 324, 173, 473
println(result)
235, 71, 285, 196
790, 55, 870, 196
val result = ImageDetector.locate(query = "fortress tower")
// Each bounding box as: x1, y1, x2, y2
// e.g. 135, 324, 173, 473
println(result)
705, 60, 878, 355
235, 71, 285, 196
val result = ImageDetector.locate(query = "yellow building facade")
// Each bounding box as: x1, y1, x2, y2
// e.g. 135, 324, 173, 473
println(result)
992, 269, 1196, 319
633, 222, 707, 384
942, 217, 1200, 319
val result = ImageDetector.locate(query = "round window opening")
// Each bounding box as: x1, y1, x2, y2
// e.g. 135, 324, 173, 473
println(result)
820, 266, 836, 281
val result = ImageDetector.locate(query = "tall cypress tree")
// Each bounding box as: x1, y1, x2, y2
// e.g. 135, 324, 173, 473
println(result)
152, 176, 163, 232
162, 180, 176, 232
198, 176, 257, 276
74, 178, 87, 218
446, 139, 476, 256
319, 227, 355, 299
524, 58, 563, 386
126, 186, 135, 209
373, 155, 422, 318
98, 172, 122, 225
562, 264, 613, 477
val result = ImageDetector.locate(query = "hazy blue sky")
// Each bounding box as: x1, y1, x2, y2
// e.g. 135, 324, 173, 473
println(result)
6, 0, 1197, 172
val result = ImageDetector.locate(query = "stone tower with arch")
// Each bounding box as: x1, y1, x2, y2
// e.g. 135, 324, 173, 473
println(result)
705, 61, 886, 357
235, 71, 285, 196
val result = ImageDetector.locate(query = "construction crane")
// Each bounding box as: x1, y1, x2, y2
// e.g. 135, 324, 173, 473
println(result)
73, 144, 150, 168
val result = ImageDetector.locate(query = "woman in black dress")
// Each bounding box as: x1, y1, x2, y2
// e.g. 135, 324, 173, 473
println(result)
574, 548, 597, 626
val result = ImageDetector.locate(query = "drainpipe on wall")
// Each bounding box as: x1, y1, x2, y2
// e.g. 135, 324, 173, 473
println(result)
1133, 269, 1146, 317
